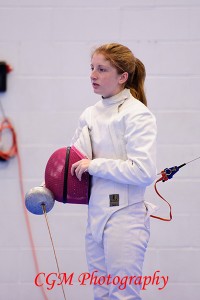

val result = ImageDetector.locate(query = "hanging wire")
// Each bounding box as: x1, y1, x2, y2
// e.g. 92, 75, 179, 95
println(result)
0, 97, 49, 299
0, 98, 17, 161
42, 204, 67, 300
0, 98, 6, 118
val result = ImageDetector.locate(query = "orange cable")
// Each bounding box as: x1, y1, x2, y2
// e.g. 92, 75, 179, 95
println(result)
0, 117, 49, 300
150, 177, 172, 221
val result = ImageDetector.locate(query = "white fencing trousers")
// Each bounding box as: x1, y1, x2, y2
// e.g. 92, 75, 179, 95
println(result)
85, 201, 151, 300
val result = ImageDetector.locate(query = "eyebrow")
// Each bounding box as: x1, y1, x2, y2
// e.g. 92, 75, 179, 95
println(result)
90, 64, 109, 68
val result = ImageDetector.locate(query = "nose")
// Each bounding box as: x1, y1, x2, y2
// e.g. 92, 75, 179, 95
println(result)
90, 69, 98, 80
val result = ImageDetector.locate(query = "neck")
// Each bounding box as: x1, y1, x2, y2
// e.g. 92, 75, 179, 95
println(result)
102, 88, 125, 99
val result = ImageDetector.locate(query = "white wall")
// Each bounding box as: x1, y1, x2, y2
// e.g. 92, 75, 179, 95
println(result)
0, 0, 200, 299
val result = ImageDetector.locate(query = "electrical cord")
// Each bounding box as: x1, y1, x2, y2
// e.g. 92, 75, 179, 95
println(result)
151, 156, 200, 222
151, 176, 172, 221
0, 117, 17, 161
0, 100, 49, 300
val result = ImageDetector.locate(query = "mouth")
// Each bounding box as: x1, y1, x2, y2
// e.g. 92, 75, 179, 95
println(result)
92, 82, 100, 89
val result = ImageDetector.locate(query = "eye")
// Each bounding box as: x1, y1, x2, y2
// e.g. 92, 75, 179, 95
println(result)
99, 67, 107, 72
90, 65, 94, 71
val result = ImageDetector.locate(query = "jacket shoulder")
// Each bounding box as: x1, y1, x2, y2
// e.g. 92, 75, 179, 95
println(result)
122, 96, 156, 120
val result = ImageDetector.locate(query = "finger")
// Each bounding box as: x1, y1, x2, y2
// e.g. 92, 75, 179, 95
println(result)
71, 160, 82, 176
75, 165, 83, 181
75, 163, 88, 181
71, 164, 75, 176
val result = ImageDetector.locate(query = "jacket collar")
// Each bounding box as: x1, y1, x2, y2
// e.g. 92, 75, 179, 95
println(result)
101, 88, 130, 106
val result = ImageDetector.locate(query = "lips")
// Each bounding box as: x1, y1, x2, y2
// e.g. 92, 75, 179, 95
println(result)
92, 82, 100, 88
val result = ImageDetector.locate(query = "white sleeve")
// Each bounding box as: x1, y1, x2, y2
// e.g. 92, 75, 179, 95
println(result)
71, 107, 91, 145
88, 110, 157, 187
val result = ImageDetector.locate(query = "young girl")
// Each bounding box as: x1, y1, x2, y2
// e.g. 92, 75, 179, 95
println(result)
71, 43, 157, 300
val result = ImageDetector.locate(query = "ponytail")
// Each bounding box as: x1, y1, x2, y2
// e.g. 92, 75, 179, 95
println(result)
125, 58, 147, 106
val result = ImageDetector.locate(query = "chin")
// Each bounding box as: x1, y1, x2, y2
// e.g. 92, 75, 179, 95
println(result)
93, 89, 102, 96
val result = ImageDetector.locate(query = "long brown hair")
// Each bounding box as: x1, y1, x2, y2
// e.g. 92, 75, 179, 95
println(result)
92, 43, 147, 106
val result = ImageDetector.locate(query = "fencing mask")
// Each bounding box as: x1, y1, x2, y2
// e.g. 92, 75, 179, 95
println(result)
45, 125, 92, 205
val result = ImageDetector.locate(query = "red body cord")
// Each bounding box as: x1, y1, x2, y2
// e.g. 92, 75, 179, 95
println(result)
0, 118, 17, 160
151, 176, 172, 221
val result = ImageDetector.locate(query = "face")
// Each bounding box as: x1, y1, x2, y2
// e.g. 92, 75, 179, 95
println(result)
90, 53, 127, 98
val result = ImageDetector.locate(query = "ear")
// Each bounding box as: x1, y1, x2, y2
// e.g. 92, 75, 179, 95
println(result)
119, 72, 128, 84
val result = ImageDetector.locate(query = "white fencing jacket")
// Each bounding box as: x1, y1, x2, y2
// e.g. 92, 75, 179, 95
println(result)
72, 88, 157, 243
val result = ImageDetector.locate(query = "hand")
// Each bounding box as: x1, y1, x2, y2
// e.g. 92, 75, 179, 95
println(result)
71, 159, 90, 181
